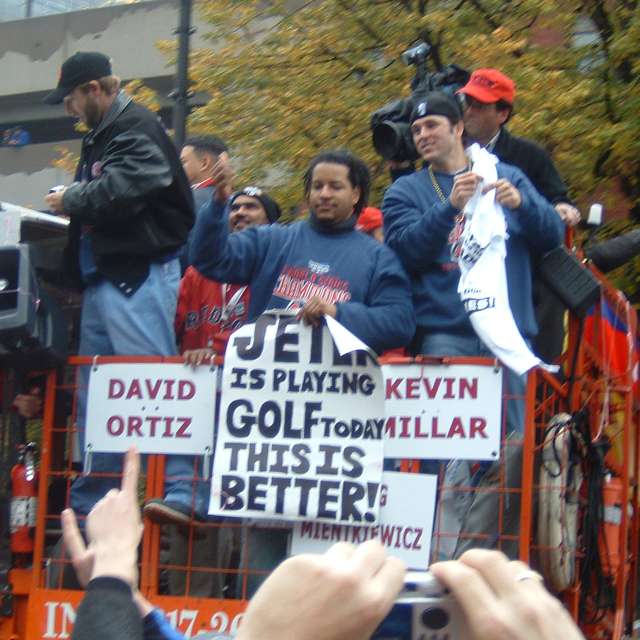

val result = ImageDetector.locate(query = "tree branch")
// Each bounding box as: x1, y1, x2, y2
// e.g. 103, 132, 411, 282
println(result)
584, 0, 618, 122
335, 0, 389, 45
466, 0, 500, 31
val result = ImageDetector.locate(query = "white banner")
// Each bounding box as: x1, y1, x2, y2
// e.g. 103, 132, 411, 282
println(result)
85, 362, 218, 455
383, 363, 502, 460
209, 313, 385, 524
291, 471, 437, 569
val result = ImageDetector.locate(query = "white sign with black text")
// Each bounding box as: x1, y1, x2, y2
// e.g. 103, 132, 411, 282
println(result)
291, 471, 437, 569
85, 362, 218, 455
209, 313, 385, 524
383, 363, 503, 460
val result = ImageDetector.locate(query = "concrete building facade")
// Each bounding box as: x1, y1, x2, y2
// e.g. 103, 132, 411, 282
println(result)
0, 0, 210, 208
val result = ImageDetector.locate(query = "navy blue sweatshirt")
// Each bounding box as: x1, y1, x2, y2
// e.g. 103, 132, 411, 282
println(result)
382, 163, 563, 340
190, 200, 416, 354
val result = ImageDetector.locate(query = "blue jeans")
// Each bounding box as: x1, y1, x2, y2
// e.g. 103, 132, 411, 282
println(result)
419, 332, 527, 559
71, 260, 209, 518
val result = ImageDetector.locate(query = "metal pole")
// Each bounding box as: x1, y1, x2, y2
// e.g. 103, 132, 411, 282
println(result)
171, 0, 193, 149
26, 0, 34, 18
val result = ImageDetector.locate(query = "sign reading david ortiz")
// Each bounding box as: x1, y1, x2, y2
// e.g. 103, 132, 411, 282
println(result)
85, 362, 218, 455
210, 313, 385, 524
383, 362, 502, 460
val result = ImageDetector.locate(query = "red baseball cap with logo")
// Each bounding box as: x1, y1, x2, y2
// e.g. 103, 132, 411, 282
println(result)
457, 68, 516, 105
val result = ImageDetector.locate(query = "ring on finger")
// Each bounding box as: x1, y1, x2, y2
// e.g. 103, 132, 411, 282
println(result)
514, 569, 544, 583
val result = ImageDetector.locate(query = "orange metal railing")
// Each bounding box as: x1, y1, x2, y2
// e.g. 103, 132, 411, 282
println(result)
0, 277, 638, 638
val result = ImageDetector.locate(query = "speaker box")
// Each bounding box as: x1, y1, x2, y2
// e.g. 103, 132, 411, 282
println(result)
0, 244, 38, 344
0, 245, 67, 370
539, 246, 601, 318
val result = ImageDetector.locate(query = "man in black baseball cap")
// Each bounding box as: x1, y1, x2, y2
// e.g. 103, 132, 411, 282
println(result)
44, 52, 121, 130
43, 52, 198, 527
44, 51, 112, 105
382, 89, 563, 558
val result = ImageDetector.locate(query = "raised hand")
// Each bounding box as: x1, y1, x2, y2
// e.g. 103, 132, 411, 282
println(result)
62, 447, 143, 587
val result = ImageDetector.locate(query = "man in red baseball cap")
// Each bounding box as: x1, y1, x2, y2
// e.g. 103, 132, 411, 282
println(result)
458, 68, 515, 110
458, 68, 580, 363
457, 68, 579, 228
457, 69, 515, 152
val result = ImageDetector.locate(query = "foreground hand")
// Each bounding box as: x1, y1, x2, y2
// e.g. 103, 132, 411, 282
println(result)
183, 347, 216, 367
237, 540, 405, 640
555, 203, 581, 227
212, 152, 234, 204
450, 172, 482, 211
63, 447, 142, 587
61, 509, 93, 588
45, 189, 67, 214
299, 296, 337, 328
430, 549, 584, 640
483, 179, 522, 209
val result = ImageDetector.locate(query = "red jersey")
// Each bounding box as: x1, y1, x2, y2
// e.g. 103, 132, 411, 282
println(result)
175, 267, 250, 354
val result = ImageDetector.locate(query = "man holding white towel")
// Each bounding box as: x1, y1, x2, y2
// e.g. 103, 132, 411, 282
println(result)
382, 92, 563, 559
383, 92, 563, 367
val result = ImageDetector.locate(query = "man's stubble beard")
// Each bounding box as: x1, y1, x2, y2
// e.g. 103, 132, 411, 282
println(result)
84, 97, 102, 130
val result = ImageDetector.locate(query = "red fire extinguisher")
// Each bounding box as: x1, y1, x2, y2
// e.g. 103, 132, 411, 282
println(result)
600, 474, 623, 577
10, 443, 38, 564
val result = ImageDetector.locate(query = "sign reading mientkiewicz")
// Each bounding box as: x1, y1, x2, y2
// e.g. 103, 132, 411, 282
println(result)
85, 362, 218, 455
209, 313, 385, 524
291, 471, 437, 569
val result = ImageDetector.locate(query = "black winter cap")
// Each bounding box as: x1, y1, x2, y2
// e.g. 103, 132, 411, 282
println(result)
229, 187, 282, 224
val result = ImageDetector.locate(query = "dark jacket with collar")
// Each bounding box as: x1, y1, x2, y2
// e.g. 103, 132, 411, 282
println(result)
492, 127, 570, 205
62, 92, 194, 295
493, 128, 572, 362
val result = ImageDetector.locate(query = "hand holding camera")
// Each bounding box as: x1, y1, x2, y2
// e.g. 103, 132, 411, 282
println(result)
430, 549, 584, 640
236, 540, 405, 640
45, 185, 67, 214
373, 549, 583, 640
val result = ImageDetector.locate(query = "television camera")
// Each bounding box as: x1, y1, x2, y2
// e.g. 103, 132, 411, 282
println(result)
370, 42, 469, 163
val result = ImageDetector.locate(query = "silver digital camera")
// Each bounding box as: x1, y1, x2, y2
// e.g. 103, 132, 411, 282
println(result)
372, 571, 468, 640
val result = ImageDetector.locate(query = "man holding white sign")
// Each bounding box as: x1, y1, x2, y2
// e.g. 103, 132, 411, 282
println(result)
191, 149, 415, 355
213, 316, 386, 595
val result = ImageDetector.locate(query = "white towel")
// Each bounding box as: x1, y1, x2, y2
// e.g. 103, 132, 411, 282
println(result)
457, 144, 543, 376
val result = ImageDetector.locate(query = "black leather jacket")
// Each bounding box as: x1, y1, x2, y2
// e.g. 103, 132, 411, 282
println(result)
493, 128, 571, 205
62, 93, 194, 295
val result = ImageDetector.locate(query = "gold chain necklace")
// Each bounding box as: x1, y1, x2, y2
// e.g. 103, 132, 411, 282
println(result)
428, 165, 447, 203
428, 164, 469, 204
